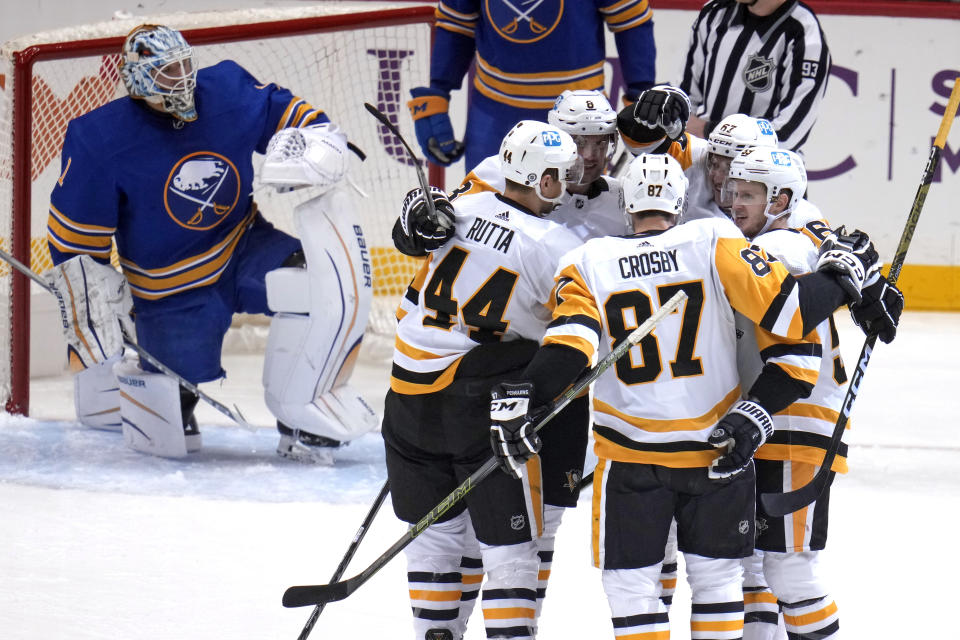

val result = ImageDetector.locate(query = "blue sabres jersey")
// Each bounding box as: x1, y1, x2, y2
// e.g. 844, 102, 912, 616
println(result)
432, 0, 656, 108
47, 60, 326, 300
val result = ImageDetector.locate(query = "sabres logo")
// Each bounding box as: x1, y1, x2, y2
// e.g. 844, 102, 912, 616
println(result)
486, 0, 563, 44
164, 151, 240, 230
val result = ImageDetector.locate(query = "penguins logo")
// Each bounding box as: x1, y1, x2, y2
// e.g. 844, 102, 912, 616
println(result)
487, 0, 563, 44
164, 151, 241, 230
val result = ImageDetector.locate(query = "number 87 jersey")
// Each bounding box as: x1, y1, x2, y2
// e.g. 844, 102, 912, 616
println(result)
544, 217, 822, 468
390, 190, 581, 395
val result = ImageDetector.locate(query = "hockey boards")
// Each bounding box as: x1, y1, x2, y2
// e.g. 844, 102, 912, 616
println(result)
760, 76, 960, 517
281, 289, 688, 609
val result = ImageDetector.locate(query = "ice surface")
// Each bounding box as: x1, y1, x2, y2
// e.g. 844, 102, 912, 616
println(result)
1, 312, 958, 639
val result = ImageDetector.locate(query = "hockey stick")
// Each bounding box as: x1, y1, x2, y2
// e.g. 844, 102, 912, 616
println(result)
363, 102, 450, 229
0, 247, 255, 431
296, 479, 390, 640
282, 289, 687, 608
759, 76, 960, 518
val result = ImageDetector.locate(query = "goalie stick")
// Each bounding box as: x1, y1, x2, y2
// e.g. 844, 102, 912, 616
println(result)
297, 480, 390, 640
759, 76, 960, 518
281, 289, 688, 609
0, 247, 254, 431
363, 101, 451, 230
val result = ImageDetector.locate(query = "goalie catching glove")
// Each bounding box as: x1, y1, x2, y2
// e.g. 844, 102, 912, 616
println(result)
708, 400, 774, 480
260, 123, 349, 193
394, 186, 456, 255
407, 87, 465, 166
45, 254, 135, 369
815, 226, 881, 304
490, 382, 543, 479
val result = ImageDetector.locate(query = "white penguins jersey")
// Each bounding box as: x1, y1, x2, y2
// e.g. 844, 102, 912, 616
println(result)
391, 190, 581, 395
456, 155, 630, 241
543, 217, 821, 468
650, 133, 834, 242
736, 228, 849, 473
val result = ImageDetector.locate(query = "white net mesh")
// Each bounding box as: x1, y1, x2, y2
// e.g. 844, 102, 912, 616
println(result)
0, 3, 436, 412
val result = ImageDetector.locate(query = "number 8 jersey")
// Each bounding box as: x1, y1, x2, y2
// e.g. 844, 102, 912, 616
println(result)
544, 217, 821, 468
390, 190, 581, 395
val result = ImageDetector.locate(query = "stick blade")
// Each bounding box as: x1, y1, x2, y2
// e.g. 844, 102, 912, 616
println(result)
283, 581, 352, 608
759, 470, 832, 517
362, 102, 383, 122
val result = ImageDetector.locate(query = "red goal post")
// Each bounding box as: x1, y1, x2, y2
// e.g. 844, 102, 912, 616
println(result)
0, 3, 441, 415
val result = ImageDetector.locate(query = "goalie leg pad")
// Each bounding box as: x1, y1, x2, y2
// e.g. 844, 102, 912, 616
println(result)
73, 352, 123, 431
263, 188, 376, 442
114, 358, 199, 458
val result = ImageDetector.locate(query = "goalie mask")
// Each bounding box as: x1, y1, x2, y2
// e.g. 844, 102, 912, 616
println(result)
622, 153, 688, 219
724, 146, 806, 236
499, 120, 582, 204
120, 24, 198, 122
260, 123, 349, 193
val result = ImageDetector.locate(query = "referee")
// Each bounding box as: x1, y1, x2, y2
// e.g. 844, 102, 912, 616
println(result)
678, 0, 830, 153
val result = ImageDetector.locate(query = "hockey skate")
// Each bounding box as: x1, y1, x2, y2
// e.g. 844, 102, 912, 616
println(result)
184, 414, 202, 453
276, 422, 341, 465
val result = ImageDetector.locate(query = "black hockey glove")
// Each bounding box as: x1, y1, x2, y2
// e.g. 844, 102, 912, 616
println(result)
633, 85, 691, 141
399, 186, 455, 253
815, 226, 881, 305
490, 382, 543, 479
850, 275, 904, 344
708, 400, 774, 480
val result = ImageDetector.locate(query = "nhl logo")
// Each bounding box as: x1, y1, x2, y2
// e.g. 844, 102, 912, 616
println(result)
510, 515, 526, 530
743, 54, 774, 92
739, 519, 750, 535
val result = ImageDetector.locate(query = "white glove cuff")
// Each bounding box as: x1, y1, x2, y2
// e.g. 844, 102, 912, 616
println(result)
728, 400, 774, 445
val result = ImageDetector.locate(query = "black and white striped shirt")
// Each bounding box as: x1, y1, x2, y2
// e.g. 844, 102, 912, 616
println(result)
678, 0, 830, 152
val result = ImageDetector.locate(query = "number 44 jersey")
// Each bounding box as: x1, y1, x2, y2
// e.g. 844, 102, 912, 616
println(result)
390, 190, 581, 395
544, 217, 822, 468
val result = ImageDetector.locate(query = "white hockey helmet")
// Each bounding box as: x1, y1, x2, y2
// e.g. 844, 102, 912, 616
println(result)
707, 114, 779, 158
548, 90, 618, 136
499, 120, 582, 203
260, 123, 349, 193
119, 24, 197, 121
622, 153, 688, 217
726, 146, 806, 232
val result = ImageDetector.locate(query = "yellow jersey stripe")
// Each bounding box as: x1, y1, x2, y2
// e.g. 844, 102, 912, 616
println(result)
594, 385, 741, 433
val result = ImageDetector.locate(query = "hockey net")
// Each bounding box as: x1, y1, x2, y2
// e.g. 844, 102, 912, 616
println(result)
0, 2, 439, 414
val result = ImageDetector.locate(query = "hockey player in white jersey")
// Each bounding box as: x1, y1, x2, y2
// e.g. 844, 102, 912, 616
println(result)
451, 90, 629, 240
488, 153, 886, 639
383, 120, 583, 640
618, 87, 833, 244
725, 146, 903, 640
393, 90, 629, 628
